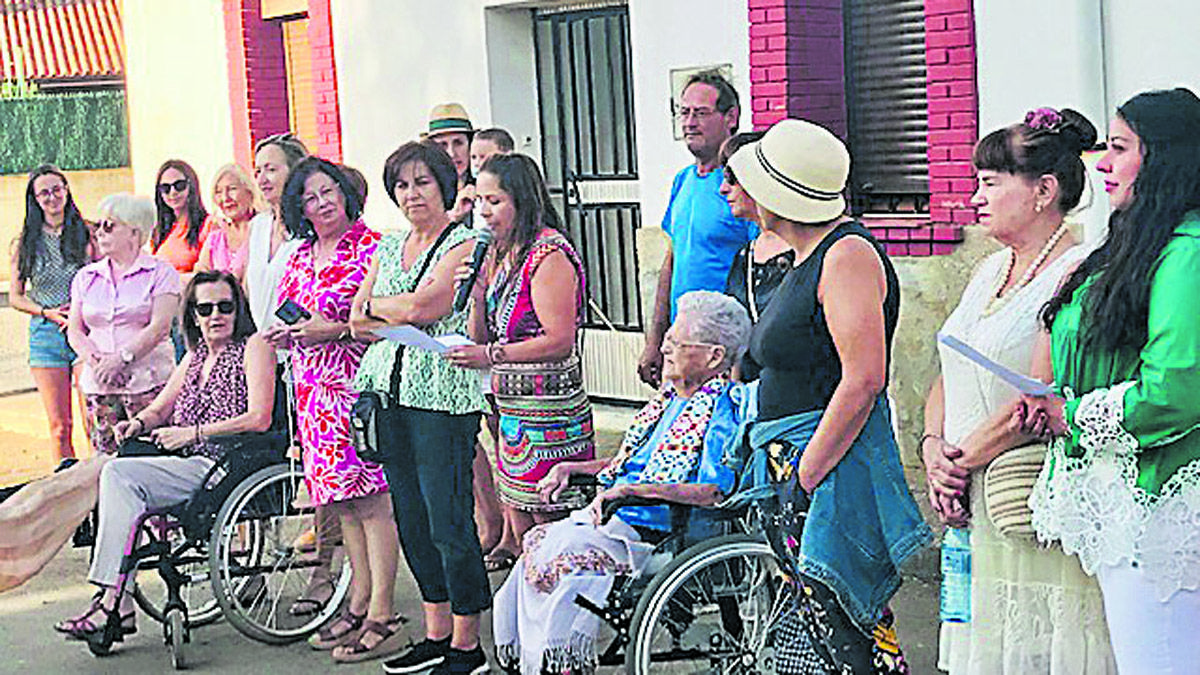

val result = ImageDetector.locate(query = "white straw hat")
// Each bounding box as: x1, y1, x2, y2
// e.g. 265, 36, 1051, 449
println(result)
727, 118, 850, 224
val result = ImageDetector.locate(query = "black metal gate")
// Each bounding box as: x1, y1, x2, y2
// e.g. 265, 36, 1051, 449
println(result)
534, 4, 642, 331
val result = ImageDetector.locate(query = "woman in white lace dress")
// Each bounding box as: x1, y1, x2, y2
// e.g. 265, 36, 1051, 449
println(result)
922, 108, 1116, 674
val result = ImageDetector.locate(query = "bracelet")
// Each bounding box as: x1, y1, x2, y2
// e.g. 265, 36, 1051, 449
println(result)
918, 433, 941, 453
131, 417, 145, 436
486, 342, 506, 365
195, 422, 203, 444
39, 307, 45, 318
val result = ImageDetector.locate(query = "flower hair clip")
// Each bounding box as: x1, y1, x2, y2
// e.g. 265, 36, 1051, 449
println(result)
1025, 107, 1064, 132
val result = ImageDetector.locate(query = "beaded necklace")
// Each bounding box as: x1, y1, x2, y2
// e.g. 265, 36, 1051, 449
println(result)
982, 221, 1069, 317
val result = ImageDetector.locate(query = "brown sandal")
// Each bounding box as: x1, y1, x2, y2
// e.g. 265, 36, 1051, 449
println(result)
308, 609, 365, 651
331, 615, 408, 663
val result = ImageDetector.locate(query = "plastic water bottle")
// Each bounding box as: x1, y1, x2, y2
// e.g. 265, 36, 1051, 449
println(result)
940, 527, 971, 623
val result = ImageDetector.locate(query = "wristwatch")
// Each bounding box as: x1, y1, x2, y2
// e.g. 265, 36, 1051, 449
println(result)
120, 349, 135, 365
363, 299, 382, 322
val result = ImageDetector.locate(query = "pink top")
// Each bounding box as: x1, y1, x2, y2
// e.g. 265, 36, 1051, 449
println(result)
208, 227, 249, 278
70, 253, 181, 395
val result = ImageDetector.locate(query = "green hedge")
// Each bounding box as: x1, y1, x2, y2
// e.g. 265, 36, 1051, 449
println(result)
0, 90, 129, 175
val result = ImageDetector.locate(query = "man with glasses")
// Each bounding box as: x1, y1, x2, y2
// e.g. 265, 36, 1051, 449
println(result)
638, 71, 757, 388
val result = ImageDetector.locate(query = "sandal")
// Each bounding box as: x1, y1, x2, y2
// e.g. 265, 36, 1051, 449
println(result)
484, 548, 518, 573
308, 609, 365, 651
54, 592, 136, 641
289, 576, 335, 616
331, 614, 408, 663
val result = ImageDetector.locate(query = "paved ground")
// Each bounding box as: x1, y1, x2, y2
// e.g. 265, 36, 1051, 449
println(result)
0, 298, 942, 673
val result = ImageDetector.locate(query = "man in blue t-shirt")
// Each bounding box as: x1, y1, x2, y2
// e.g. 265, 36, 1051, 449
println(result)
638, 71, 758, 387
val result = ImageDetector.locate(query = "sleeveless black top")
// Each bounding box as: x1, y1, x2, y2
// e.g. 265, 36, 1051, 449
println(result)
724, 242, 794, 382
749, 221, 900, 421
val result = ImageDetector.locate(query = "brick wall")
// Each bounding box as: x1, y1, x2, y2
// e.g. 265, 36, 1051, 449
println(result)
748, 0, 846, 135
920, 0, 978, 254
223, 0, 290, 168
746, 0, 978, 257
306, 0, 341, 162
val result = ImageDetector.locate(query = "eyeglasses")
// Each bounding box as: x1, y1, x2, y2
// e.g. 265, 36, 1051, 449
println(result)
35, 185, 66, 201
675, 106, 719, 121
302, 186, 339, 209
662, 335, 720, 353
722, 166, 739, 186
193, 300, 236, 317
96, 219, 122, 234
158, 179, 189, 195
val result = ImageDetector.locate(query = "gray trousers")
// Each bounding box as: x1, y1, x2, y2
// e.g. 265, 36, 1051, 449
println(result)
88, 456, 214, 588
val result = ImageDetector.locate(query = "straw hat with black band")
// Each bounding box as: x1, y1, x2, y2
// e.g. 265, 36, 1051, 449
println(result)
726, 118, 850, 224
423, 102, 475, 140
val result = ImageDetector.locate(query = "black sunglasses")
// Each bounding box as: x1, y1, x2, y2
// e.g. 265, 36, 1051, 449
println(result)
96, 219, 121, 233
193, 300, 236, 317
158, 179, 189, 195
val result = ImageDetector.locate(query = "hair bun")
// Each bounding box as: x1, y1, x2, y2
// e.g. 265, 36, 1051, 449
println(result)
1057, 108, 1098, 153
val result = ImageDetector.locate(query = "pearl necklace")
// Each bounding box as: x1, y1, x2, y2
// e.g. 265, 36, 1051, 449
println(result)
982, 221, 1069, 317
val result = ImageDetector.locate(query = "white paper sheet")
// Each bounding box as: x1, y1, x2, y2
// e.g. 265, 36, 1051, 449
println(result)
937, 332, 1054, 397
374, 325, 475, 354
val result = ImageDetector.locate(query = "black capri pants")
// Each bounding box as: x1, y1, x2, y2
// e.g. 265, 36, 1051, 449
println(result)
380, 404, 490, 615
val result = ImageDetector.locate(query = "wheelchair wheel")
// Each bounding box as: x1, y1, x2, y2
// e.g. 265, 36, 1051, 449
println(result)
133, 516, 221, 629
165, 607, 188, 669
625, 533, 794, 674
209, 462, 351, 644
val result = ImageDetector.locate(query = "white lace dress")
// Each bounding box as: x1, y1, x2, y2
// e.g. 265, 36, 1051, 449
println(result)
935, 245, 1117, 674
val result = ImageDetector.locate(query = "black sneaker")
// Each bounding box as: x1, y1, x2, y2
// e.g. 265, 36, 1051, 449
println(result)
430, 646, 488, 675
382, 637, 450, 674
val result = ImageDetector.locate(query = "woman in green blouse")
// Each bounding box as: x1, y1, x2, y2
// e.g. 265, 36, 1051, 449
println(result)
1020, 88, 1200, 672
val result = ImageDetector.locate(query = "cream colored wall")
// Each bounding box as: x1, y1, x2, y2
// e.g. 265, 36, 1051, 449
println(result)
121, 0, 236, 203
0, 168, 134, 282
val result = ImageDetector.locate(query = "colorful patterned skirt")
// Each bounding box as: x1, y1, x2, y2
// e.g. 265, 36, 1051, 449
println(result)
492, 354, 595, 513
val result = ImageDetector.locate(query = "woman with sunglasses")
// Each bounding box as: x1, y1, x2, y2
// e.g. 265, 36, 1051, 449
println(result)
67, 194, 180, 456
151, 159, 213, 361
9, 165, 94, 461
55, 270, 274, 646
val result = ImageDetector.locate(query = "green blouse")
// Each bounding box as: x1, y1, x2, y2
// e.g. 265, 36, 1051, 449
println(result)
354, 227, 486, 415
1032, 211, 1200, 597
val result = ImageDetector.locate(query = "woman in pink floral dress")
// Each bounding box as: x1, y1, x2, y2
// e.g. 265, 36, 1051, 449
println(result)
265, 158, 404, 662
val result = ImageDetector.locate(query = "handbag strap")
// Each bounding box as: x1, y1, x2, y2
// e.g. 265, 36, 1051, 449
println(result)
745, 241, 759, 323
388, 221, 464, 397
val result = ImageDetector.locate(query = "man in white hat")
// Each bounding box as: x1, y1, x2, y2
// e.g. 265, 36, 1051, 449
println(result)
638, 71, 758, 388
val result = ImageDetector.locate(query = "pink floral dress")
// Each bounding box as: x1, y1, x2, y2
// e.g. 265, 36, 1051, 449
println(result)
277, 220, 384, 506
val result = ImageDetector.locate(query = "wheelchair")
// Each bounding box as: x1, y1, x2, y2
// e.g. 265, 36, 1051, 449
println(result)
82, 433, 351, 669
567, 479, 800, 674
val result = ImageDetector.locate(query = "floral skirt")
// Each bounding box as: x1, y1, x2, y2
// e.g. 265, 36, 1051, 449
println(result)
492, 355, 595, 513
84, 386, 164, 455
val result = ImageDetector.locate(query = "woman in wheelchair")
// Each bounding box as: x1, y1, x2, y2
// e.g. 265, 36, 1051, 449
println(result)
492, 290, 750, 675
53, 270, 275, 644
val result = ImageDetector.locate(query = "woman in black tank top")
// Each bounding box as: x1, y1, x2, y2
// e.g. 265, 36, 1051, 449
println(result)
726, 119, 930, 674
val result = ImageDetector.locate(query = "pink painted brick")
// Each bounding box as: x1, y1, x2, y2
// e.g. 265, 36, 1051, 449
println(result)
749, 9, 766, 22
950, 178, 977, 193
767, 65, 789, 81
885, 243, 909, 257
748, 0, 785, 7
756, 82, 787, 97
750, 22, 786, 37
928, 64, 975, 82
751, 37, 768, 51
752, 97, 769, 112
751, 67, 769, 83
949, 145, 973, 160
932, 226, 961, 241
933, 242, 958, 255
750, 51, 787, 66
930, 178, 953, 193
950, 112, 975, 128
753, 110, 787, 127
951, 209, 978, 224
926, 0, 971, 15
928, 83, 950, 98
908, 242, 933, 256
949, 81, 975, 96
928, 95, 976, 113
930, 162, 974, 178
927, 48, 949, 65
767, 35, 793, 50
929, 112, 950, 129
929, 207, 952, 221
925, 15, 948, 32
947, 14, 972, 30
930, 146, 951, 160
765, 7, 786, 21
948, 46, 974, 64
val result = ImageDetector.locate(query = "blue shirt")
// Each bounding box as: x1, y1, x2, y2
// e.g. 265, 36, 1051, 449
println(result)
611, 387, 741, 531
662, 165, 758, 317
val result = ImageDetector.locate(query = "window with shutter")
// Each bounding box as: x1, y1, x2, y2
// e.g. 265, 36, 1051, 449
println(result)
844, 0, 930, 215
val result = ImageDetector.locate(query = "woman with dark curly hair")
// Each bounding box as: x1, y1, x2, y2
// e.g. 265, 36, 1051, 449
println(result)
9, 165, 93, 460
1019, 88, 1200, 671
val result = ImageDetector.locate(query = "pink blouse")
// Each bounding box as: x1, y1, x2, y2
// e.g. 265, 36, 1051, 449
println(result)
70, 254, 181, 395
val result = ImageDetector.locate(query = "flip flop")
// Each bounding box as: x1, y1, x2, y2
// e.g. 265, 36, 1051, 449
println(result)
484, 548, 518, 573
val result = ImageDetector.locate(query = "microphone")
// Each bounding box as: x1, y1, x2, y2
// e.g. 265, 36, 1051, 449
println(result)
454, 227, 494, 313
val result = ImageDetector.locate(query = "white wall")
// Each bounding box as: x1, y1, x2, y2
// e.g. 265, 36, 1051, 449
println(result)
1102, 0, 1200, 110
122, 0, 235, 204
974, 0, 1109, 241
628, 0, 751, 226
331, 0, 493, 230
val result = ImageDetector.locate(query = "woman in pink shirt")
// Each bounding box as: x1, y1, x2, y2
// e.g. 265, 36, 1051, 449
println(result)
195, 164, 259, 282
68, 194, 181, 455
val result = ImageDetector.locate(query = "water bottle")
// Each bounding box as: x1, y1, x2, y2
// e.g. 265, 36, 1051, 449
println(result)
940, 527, 971, 622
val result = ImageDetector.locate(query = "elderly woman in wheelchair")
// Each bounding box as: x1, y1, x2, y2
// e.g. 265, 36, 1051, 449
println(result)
53, 270, 275, 649
492, 290, 751, 675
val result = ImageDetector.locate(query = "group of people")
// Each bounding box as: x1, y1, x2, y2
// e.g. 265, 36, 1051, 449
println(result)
4, 65, 1200, 675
